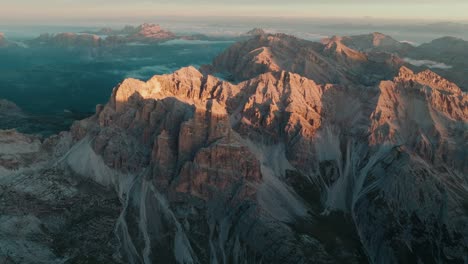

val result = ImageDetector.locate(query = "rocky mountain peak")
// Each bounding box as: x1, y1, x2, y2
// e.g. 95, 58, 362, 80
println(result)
323, 36, 367, 61
110, 66, 209, 113
211, 32, 401, 85
139, 23, 161, 30
370, 32, 395, 45
396, 65, 415, 79
245, 28, 266, 36
334, 32, 413, 54
416, 69, 463, 94
132, 23, 175, 39
371, 66, 467, 171
396, 66, 463, 95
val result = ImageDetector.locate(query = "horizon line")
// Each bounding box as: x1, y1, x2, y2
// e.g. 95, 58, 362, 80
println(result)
1, 15, 468, 27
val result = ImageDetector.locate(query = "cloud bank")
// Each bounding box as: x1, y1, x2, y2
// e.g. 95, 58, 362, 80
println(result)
404, 58, 452, 69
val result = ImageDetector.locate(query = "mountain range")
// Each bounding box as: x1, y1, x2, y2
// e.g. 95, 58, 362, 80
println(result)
1, 25, 468, 92
19, 24, 238, 48
0, 29, 467, 264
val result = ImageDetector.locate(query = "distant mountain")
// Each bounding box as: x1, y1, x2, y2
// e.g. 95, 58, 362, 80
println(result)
84, 23, 176, 41
412, 36, 468, 56
424, 22, 468, 34
317, 32, 468, 92
28, 32, 103, 47
244, 28, 267, 36
405, 36, 468, 90
128, 23, 176, 40
29, 24, 177, 48
330, 32, 414, 54
210, 33, 402, 85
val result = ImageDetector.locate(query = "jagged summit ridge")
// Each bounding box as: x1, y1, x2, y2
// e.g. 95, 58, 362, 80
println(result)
67, 61, 468, 263
244, 28, 267, 36
371, 66, 467, 170
210, 32, 402, 85
130, 23, 176, 40
29, 23, 176, 47
332, 32, 414, 53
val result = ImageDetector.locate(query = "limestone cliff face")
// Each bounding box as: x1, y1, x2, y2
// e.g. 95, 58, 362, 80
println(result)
73, 67, 264, 197
67, 58, 467, 263
370, 66, 468, 172
75, 67, 327, 179
69, 67, 314, 262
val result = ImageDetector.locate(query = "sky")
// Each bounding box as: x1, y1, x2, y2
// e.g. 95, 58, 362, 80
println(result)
0, 0, 467, 24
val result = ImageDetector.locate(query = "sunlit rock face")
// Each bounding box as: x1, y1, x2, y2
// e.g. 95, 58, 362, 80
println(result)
69, 67, 317, 262
1, 32, 467, 264
210, 33, 403, 86
331, 32, 414, 54
27, 24, 177, 48
130, 23, 176, 40
68, 64, 467, 263
370, 66, 468, 172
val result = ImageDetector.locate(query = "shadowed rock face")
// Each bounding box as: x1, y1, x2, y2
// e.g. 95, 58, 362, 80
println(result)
1, 32, 467, 263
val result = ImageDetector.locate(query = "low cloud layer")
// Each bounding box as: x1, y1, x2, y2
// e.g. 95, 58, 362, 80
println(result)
404, 58, 452, 69
159, 39, 235, 46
